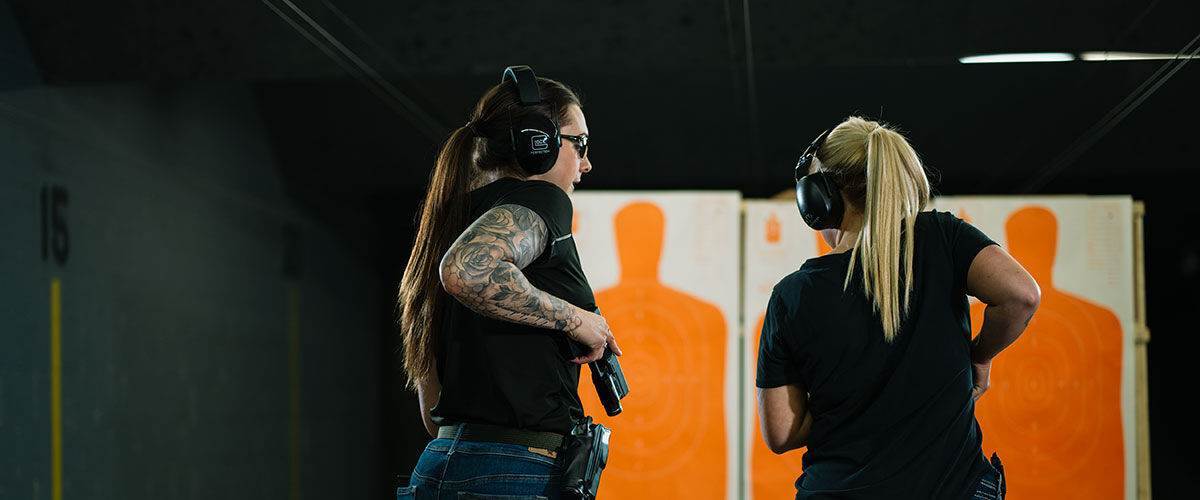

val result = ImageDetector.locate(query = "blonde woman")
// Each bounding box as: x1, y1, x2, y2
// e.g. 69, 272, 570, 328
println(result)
756, 117, 1039, 499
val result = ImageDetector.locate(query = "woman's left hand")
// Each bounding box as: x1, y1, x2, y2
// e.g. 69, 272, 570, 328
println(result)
971, 359, 992, 402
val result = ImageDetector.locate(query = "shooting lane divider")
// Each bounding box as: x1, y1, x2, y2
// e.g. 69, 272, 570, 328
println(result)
737, 201, 747, 500
1132, 202, 1149, 500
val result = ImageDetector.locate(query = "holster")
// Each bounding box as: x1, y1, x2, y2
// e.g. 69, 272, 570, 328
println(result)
559, 417, 611, 500
990, 453, 1007, 499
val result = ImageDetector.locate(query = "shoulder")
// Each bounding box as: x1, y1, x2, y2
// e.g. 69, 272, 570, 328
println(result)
915, 209, 969, 243
776, 267, 817, 291
504, 179, 571, 204
921, 209, 996, 245
499, 177, 568, 208
495, 180, 572, 230
761, 269, 823, 347
918, 209, 943, 222
483, 177, 568, 203
770, 267, 821, 310
920, 209, 991, 232
916, 209, 956, 231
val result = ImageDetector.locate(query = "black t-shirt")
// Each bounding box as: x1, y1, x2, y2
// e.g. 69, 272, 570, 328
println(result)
431, 177, 597, 434
757, 211, 998, 500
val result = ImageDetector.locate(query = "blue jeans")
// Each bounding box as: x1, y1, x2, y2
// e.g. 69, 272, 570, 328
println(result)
398, 429, 565, 500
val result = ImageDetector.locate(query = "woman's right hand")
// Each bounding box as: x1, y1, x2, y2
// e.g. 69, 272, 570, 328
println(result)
566, 308, 622, 364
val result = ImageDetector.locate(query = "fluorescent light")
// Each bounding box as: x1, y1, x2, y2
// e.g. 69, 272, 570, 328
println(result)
959, 53, 1076, 64
1081, 51, 1199, 61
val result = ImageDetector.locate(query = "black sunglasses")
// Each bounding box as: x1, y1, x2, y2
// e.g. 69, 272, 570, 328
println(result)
794, 129, 831, 182
560, 133, 588, 159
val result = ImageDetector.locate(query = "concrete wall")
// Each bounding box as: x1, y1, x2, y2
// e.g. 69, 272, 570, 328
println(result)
0, 78, 382, 499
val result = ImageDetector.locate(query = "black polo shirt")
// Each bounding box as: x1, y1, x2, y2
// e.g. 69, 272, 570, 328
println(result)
757, 211, 998, 499
431, 177, 596, 434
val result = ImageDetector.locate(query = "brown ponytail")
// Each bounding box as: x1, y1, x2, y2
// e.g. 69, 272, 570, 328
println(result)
397, 125, 476, 387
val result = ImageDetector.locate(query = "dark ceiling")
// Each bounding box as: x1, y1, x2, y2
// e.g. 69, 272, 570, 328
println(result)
8, 0, 1199, 205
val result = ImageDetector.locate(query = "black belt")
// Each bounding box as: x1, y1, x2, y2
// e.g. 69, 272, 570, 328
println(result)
437, 422, 564, 450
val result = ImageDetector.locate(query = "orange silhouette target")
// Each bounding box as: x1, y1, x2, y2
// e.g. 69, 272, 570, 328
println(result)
766, 211, 782, 244
580, 201, 728, 499
748, 229, 831, 499
970, 206, 1124, 499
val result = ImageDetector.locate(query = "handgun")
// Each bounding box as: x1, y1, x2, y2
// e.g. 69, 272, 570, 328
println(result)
568, 309, 630, 416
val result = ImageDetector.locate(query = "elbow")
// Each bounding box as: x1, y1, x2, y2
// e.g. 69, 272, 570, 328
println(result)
438, 256, 466, 298
765, 436, 801, 455
1019, 279, 1042, 316
763, 430, 801, 454
993, 275, 1041, 317
438, 264, 456, 295
438, 251, 496, 300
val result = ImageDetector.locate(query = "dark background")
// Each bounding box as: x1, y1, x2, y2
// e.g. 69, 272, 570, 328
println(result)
1, 0, 1196, 498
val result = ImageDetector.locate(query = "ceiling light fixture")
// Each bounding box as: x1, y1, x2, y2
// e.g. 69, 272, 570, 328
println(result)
959, 53, 1076, 64
1080, 51, 1199, 61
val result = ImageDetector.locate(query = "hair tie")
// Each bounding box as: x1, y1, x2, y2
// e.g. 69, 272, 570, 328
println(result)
464, 121, 478, 137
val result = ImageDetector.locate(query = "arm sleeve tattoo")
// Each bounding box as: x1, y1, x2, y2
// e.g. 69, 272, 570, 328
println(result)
440, 204, 582, 332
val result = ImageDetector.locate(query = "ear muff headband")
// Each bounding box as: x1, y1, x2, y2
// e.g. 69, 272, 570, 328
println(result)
794, 128, 845, 230
503, 66, 542, 106
501, 65, 560, 176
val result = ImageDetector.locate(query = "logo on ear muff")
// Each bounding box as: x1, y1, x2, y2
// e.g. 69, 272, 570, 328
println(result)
526, 130, 551, 152
802, 210, 819, 227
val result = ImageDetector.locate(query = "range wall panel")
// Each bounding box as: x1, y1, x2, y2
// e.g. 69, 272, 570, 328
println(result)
0, 82, 380, 500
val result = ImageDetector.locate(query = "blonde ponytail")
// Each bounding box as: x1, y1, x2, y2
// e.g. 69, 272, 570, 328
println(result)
820, 118, 930, 341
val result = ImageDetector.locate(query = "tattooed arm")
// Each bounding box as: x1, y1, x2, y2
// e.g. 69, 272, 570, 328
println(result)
439, 204, 618, 362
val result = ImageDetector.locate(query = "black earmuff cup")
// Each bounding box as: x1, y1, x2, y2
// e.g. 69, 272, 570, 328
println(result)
501, 65, 562, 176
512, 113, 559, 175
796, 172, 844, 230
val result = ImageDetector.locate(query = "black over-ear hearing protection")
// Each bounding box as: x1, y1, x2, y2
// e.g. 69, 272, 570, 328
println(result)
501, 65, 561, 176
794, 128, 845, 230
